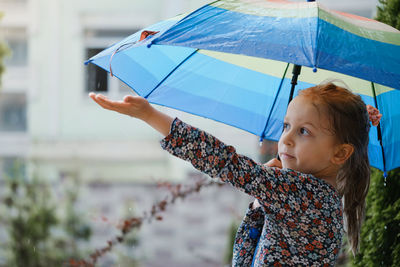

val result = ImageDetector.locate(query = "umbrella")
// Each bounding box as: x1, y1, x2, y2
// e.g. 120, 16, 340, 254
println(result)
85, 0, 400, 175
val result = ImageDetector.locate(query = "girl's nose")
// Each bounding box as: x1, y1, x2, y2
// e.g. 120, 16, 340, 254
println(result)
281, 131, 294, 146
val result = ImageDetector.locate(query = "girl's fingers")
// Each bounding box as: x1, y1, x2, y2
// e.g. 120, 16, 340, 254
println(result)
94, 100, 114, 110
89, 93, 139, 117
96, 96, 135, 115
89, 93, 120, 112
95, 95, 117, 106
92, 95, 118, 111
124, 95, 135, 103
264, 158, 282, 168
89, 93, 109, 102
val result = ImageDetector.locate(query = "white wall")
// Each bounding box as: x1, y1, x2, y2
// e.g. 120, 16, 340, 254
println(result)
19, 0, 257, 182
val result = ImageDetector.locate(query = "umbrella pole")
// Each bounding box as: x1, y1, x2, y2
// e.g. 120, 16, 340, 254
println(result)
275, 64, 302, 161
288, 64, 302, 104
371, 82, 387, 178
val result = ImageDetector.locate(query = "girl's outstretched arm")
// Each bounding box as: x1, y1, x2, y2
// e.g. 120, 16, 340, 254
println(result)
89, 93, 174, 137
251, 158, 283, 210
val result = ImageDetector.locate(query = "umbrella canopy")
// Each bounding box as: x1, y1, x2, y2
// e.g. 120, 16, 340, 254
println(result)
85, 0, 400, 173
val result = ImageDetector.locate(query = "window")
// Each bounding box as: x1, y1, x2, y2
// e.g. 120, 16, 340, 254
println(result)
0, 157, 26, 182
86, 48, 108, 92
4, 39, 27, 67
0, 28, 28, 67
84, 28, 138, 95
0, 93, 27, 132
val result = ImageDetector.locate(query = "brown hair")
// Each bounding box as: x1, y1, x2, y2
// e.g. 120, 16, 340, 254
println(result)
299, 82, 371, 255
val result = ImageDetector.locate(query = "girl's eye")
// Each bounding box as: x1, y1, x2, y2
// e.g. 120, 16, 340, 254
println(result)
283, 123, 289, 131
300, 127, 310, 135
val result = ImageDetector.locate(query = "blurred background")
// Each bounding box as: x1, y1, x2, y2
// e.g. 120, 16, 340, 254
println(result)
0, 0, 382, 266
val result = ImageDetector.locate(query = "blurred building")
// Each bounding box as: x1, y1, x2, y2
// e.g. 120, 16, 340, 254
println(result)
0, 0, 226, 183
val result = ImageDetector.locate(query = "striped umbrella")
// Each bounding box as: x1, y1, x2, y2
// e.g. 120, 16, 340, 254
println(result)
86, 0, 400, 173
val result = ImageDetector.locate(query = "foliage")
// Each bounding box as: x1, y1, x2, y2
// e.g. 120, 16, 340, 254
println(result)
351, 168, 400, 266
0, 162, 92, 267
62, 177, 92, 254
376, 0, 400, 30
0, 12, 11, 87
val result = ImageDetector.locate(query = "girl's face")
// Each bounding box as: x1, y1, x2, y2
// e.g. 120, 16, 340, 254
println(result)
278, 95, 341, 180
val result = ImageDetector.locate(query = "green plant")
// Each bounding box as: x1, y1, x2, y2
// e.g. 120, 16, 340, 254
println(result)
351, 168, 400, 266
376, 0, 400, 30
0, 12, 11, 87
0, 161, 92, 267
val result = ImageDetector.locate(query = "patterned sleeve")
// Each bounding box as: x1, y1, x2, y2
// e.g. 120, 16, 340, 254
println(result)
160, 118, 338, 215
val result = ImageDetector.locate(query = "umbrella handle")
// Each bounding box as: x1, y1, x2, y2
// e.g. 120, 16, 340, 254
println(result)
288, 64, 302, 104
277, 64, 302, 162
260, 64, 301, 162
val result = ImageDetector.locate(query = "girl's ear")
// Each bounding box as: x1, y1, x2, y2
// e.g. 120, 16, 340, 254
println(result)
332, 144, 354, 165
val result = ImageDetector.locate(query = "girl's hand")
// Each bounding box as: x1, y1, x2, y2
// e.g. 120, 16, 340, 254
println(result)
252, 158, 282, 209
263, 158, 282, 169
89, 93, 174, 137
89, 93, 152, 121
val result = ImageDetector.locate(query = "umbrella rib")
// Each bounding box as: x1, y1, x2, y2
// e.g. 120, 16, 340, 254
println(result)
259, 62, 290, 141
144, 49, 200, 99
371, 82, 387, 176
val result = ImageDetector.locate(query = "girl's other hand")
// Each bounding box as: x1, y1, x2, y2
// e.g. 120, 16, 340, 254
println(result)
263, 158, 282, 169
89, 93, 152, 121
252, 158, 282, 209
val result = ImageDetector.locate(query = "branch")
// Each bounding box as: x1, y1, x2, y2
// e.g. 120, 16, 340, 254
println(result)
67, 178, 224, 266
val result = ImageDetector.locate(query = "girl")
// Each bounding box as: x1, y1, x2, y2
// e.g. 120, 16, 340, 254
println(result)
89, 82, 377, 266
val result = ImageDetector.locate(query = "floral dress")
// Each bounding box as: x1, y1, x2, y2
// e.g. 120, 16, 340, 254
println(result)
160, 118, 344, 266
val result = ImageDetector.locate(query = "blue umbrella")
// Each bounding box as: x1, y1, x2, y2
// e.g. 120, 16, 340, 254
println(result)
85, 0, 400, 174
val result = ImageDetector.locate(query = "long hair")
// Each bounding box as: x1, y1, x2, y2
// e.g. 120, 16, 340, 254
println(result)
299, 82, 371, 255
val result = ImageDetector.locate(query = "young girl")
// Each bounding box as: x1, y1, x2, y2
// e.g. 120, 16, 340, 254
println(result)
89, 82, 376, 266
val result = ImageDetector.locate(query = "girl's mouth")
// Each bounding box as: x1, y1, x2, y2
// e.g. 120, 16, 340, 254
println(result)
280, 153, 295, 160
